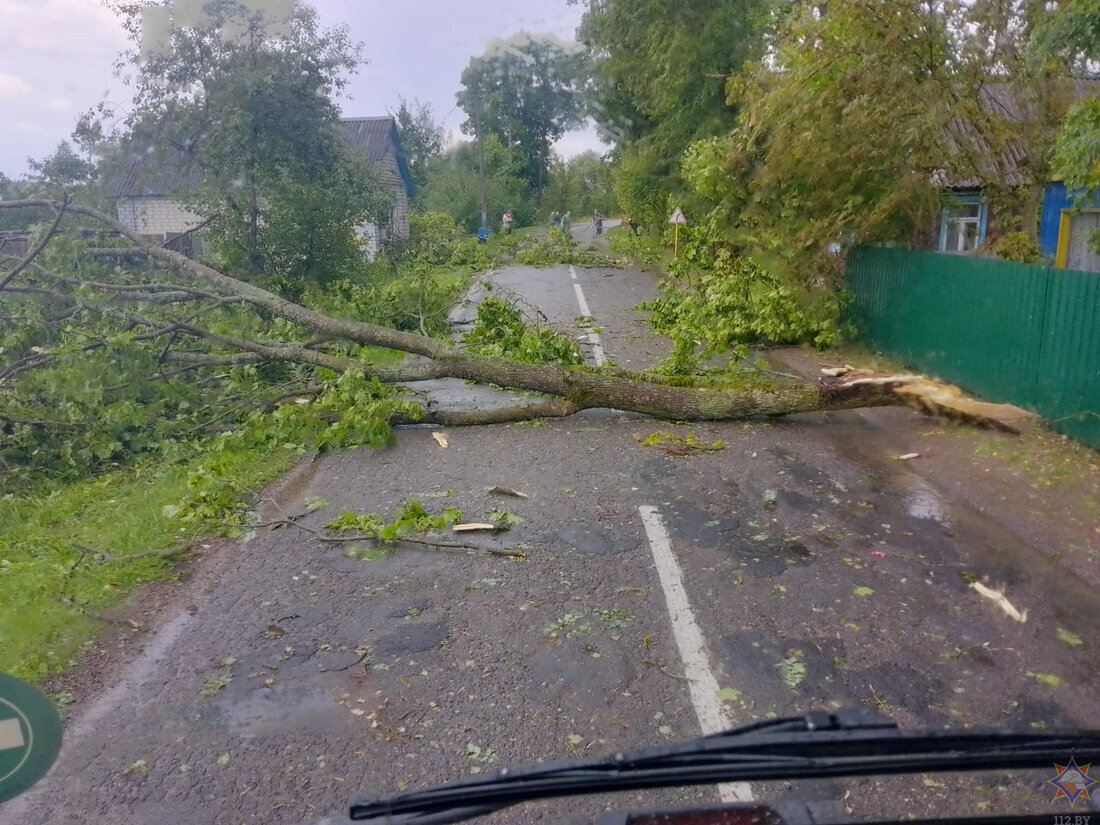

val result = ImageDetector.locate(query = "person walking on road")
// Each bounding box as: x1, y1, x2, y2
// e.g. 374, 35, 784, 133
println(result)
502, 210, 514, 235
592, 210, 603, 235
560, 212, 571, 235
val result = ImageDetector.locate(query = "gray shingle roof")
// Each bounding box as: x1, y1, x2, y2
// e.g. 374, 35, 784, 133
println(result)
105, 146, 203, 198
943, 78, 1100, 189
107, 116, 413, 198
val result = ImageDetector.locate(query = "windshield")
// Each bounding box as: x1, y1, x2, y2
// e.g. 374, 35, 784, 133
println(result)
2, 2, 1099, 825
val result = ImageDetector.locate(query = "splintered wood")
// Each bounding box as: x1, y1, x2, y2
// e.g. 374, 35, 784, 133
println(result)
823, 367, 1038, 433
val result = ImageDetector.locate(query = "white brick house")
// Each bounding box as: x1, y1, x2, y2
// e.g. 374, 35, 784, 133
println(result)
106, 116, 414, 257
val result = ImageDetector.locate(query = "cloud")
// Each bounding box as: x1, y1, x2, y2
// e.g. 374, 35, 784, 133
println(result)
47, 96, 73, 112
0, 73, 31, 99
0, 0, 124, 55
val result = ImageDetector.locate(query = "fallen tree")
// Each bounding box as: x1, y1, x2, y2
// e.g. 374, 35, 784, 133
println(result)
4, 196, 1036, 498
0, 199, 910, 420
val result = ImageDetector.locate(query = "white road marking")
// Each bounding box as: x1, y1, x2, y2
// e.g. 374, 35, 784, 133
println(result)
637, 505, 754, 803
569, 265, 607, 366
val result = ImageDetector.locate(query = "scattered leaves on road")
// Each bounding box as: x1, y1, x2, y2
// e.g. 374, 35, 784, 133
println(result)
1027, 671, 1064, 689
637, 431, 726, 456
201, 670, 234, 696
123, 760, 149, 777
717, 687, 742, 703
852, 586, 875, 598
776, 656, 807, 690
762, 489, 779, 508
305, 497, 329, 512
216, 753, 231, 767
431, 432, 449, 448
1056, 627, 1083, 648
488, 508, 523, 533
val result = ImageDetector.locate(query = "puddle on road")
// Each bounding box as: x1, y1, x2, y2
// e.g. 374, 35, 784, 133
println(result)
905, 480, 950, 524
223, 684, 346, 739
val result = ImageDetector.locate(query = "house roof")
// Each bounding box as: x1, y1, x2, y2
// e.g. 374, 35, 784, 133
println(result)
942, 78, 1100, 189
107, 116, 413, 198
105, 147, 203, 198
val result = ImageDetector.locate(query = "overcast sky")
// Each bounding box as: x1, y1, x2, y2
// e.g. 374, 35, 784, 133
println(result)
0, 0, 607, 178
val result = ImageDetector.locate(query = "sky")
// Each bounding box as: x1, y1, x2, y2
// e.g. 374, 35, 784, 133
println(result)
0, 0, 608, 178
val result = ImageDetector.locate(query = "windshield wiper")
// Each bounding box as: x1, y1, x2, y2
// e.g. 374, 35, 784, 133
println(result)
348, 708, 1100, 824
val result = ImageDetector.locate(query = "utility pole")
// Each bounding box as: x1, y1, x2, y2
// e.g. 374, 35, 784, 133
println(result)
475, 95, 488, 233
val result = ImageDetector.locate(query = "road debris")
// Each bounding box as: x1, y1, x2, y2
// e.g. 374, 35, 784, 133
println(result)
487, 485, 528, 499
970, 581, 1029, 623
431, 432, 449, 448
452, 523, 495, 533
894, 453, 921, 461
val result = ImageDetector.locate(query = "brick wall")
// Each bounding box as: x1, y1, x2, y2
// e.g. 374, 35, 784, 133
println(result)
117, 197, 203, 237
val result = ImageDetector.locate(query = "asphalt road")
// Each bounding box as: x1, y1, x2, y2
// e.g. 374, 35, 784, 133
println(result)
7, 262, 1099, 825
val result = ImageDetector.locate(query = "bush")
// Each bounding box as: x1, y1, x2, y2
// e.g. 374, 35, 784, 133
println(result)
990, 231, 1044, 264
640, 250, 843, 373
408, 211, 464, 266
514, 230, 620, 268
463, 297, 582, 366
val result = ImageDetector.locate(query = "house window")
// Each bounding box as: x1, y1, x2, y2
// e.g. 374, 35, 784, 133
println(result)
939, 191, 988, 253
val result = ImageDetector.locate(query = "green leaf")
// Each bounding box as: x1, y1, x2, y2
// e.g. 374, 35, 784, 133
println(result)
1056, 628, 1083, 648
717, 687, 742, 703
852, 586, 875, 598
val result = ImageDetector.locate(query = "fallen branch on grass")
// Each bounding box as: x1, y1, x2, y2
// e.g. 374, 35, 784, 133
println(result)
73, 541, 195, 564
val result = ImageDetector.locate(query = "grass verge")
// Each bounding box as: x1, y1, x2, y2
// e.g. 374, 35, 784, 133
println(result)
0, 446, 297, 683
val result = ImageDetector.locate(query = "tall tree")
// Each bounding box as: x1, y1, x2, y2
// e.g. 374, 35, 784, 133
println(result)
574, 0, 776, 225
394, 98, 444, 192
82, 0, 386, 280
456, 33, 584, 196
419, 136, 530, 233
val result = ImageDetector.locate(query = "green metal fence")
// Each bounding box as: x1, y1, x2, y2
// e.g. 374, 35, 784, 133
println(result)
846, 247, 1100, 449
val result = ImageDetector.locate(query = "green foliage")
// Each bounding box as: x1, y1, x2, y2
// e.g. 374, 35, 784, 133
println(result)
607, 226, 664, 266
457, 33, 584, 195
407, 212, 465, 266
991, 232, 1045, 264
83, 2, 378, 280
419, 135, 532, 233
513, 230, 619, 268
174, 372, 424, 525
304, 267, 470, 337
325, 499, 464, 540
640, 250, 843, 374
395, 98, 444, 190
463, 297, 582, 366
1052, 98, 1100, 200
543, 152, 617, 218
577, 0, 775, 215
0, 445, 294, 683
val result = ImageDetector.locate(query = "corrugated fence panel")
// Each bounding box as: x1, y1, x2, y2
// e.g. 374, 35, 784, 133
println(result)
846, 247, 1100, 449
1035, 270, 1100, 447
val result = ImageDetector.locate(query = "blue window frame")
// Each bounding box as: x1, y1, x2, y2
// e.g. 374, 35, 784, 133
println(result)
939, 190, 988, 253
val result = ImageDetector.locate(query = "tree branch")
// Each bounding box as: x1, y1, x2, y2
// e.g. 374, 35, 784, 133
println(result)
0, 198, 68, 291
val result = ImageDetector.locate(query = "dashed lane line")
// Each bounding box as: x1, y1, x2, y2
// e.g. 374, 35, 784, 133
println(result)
568, 265, 607, 366
637, 504, 754, 803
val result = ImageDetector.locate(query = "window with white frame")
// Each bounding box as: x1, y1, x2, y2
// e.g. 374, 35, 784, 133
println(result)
939, 191, 987, 253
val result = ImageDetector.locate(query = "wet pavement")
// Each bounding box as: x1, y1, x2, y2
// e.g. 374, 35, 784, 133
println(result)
7, 262, 1099, 825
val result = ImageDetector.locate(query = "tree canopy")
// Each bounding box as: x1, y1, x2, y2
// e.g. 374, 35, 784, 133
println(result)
79, 1, 385, 281
456, 33, 585, 197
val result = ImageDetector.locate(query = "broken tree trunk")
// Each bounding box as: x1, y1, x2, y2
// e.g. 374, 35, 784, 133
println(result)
0, 199, 940, 422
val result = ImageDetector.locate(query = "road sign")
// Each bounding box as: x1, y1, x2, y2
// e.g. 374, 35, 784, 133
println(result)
668, 207, 687, 225
0, 673, 62, 803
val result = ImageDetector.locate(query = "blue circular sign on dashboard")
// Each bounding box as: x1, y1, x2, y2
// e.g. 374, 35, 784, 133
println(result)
0, 673, 63, 803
